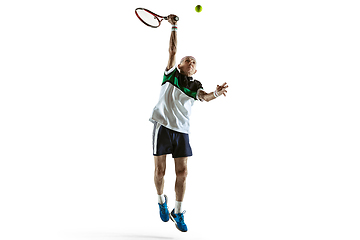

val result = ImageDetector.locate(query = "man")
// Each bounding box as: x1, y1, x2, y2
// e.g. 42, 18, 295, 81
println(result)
149, 15, 228, 232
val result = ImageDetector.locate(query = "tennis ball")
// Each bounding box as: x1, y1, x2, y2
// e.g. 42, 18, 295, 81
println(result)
195, 5, 202, 13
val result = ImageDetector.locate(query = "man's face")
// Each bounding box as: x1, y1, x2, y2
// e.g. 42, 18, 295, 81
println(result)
178, 57, 197, 77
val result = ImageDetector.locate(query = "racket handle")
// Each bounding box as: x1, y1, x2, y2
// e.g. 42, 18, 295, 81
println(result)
165, 15, 179, 21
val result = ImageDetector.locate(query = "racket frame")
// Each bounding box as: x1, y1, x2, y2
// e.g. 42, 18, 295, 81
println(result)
135, 8, 179, 28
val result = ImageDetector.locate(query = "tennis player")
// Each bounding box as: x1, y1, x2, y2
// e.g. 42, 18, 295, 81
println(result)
149, 15, 228, 232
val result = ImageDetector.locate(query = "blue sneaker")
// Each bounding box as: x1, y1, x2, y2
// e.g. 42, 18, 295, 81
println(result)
158, 195, 169, 222
170, 209, 188, 232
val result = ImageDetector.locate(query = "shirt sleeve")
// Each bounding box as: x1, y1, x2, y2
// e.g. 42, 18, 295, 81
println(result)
164, 66, 176, 76
195, 80, 204, 102
196, 88, 205, 102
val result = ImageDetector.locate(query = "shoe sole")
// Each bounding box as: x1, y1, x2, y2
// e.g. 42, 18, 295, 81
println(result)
170, 214, 187, 232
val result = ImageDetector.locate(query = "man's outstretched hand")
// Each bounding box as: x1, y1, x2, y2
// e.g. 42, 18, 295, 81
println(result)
167, 14, 178, 25
216, 82, 229, 97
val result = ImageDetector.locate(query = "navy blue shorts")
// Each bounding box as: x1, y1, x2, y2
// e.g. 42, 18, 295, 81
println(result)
152, 122, 192, 158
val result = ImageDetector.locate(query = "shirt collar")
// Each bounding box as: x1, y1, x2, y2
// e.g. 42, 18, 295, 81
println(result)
177, 67, 194, 81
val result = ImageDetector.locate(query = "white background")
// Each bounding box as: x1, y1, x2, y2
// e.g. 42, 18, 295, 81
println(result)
1, 0, 359, 239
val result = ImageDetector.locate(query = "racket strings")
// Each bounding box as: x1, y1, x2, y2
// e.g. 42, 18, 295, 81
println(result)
136, 9, 161, 28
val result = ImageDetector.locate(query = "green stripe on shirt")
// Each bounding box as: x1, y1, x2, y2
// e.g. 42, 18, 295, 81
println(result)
162, 70, 199, 100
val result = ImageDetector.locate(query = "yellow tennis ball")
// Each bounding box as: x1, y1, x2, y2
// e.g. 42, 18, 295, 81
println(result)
195, 5, 202, 13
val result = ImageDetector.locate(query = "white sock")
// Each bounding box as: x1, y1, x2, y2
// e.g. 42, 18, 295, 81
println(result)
158, 194, 165, 204
175, 201, 182, 214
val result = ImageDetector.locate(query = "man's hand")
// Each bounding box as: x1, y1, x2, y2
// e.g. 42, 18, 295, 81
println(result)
198, 83, 229, 102
216, 82, 229, 97
167, 14, 178, 25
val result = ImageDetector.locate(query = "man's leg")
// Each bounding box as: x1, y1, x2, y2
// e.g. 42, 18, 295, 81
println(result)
154, 155, 167, 196
154, 155, 169, 222
170, 157, 189, 232
174, 157, 188, 210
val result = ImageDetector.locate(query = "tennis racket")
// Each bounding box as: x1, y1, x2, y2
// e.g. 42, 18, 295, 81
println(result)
135, 8, 179, 28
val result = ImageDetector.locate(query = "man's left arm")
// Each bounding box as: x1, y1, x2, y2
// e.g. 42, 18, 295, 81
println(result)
198, 82, 228, 102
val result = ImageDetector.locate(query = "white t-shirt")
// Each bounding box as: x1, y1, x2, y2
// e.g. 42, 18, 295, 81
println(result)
149, 66, 203, 134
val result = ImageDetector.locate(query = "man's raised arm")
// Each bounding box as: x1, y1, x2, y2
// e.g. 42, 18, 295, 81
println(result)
166, 15, 178, 71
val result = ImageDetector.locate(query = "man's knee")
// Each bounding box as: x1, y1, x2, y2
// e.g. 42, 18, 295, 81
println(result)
176, 168, 188, 179
154, 155, 166, 179
155, 167, 166, 178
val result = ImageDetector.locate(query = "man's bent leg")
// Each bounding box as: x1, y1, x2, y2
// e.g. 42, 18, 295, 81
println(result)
174, 157, 188, 202
154, 155, 167, 195
155, 155, 169, 222
170, 157, 189, 232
